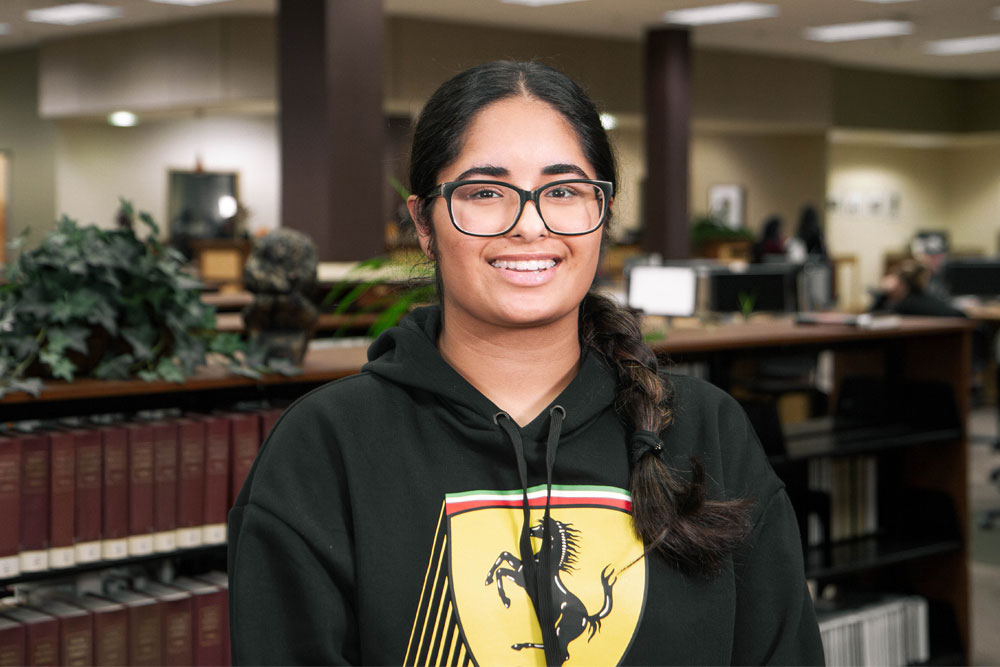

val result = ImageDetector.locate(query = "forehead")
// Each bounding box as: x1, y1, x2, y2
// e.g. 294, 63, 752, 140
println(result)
445, 96, 592, 177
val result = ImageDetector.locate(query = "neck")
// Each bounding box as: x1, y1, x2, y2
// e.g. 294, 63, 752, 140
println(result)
438, 310, 582, 427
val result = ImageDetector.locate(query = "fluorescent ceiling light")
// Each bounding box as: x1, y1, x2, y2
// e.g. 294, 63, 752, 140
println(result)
926, 34, 1000, 55
663, 2, 778, 26
499, 0, 587, 6
147, 0, 234, 6
855, 0, 917, 4
804, 20, 913, 42
108, 111, 138, 127
26, 3, 122, 25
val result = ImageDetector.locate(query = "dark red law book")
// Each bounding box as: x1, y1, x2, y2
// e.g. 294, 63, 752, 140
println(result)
18, 431, 50, 572
258, 406, 285, 443
99, 425, 130, 560
33, 600, 92, 666
170, 577, 226, 666
200, 415, 230, 544
0, 606, 58, 666
175, 418, 205, 548
197, 571, 231, 666
142, 582, 193, 666
100, 590, 161, 666
61, 595, 128, 667
47, 429, 76, 569
71, 427, 103, 564
228, 411, 261, 506
125, 423, 155, 556
0, 435, 21, 578
0, 615, 25, 667
152, 420, 179, 552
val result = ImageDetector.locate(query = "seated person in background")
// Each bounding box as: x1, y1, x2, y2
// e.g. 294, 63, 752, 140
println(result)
751, 214, 786, 263
871, 259, 966, 318
787, 205, 828, 263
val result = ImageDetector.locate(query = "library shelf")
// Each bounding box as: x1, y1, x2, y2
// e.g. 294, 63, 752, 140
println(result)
804, 534, 963, 581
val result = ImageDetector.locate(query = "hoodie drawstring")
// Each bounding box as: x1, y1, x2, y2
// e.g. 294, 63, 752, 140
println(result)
493, 406, 566, 667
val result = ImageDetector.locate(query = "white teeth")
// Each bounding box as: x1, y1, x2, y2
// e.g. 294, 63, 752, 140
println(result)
491, 259, 557, 271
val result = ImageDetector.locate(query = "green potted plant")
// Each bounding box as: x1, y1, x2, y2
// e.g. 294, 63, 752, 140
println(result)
0, 199, 289, 398
690, 212, 755, 258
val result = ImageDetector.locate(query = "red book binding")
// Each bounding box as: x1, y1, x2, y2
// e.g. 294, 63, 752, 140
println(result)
0, 435, 21, 578
258, 406, 284, 444
18, 432, 50, 572
48, 429, 76, 569
142, 583, 193, 666
200, 415, 230, 544
34, 600, 92, 667
175, 419, 205, 548
100, 425, 130, 560
197, 571, 231, 666
61, 595, 128, 667
228, 411, 261, 506
71, 428, 103, 563
101, 590, 161, 667
125, 423, 155, 556
0, 606, 58, 667
170, 577, 226, 666
0, 615, 25, 667
152, 421, 179, 552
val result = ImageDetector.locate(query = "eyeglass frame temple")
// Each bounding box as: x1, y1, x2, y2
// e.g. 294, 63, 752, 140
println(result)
424, 178, 614, 237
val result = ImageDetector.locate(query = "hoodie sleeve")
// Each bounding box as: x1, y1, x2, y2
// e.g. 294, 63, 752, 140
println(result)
227, 393, 360, 665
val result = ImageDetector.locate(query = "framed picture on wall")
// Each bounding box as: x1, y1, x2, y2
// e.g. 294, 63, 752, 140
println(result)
709, 184, 745, 230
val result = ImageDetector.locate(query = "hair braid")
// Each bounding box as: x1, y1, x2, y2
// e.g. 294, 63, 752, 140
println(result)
580, 292, 753, 576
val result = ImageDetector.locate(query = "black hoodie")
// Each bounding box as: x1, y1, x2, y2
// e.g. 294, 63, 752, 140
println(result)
228, 305, 824, 666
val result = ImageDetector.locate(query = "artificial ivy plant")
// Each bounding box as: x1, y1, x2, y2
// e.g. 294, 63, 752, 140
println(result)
0, 199, 296, 398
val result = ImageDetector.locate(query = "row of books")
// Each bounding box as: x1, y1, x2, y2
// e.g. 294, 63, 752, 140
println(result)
0, 571, 229, 666
807, 455, 878, 546
816, 594, 929, 667
0, 405, 285, 579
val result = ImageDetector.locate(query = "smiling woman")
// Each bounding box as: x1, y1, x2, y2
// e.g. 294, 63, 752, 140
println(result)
227, 60, 824, 666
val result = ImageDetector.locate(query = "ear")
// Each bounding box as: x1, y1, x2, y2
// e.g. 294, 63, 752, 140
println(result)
408, 195, 434, 259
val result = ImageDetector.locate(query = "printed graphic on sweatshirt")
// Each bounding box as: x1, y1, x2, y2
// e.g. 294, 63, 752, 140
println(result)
404, 485, 647, 666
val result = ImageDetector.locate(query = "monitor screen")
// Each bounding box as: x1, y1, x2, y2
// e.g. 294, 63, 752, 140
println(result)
942, 259, 1000, 297
707, 265, 799, 314
627, 265, 698, 317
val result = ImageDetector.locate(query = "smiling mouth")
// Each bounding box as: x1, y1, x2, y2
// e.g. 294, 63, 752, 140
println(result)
490, 259, 558, 272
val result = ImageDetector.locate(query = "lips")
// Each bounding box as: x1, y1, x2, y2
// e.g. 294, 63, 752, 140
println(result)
490, 258, 558, 272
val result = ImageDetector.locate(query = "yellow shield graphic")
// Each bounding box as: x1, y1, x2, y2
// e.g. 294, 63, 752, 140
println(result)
446, 485, 647, 666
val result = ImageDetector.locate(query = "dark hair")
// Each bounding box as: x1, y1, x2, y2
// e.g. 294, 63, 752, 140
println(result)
409, 60, 750, 576
797, 205, 827, 258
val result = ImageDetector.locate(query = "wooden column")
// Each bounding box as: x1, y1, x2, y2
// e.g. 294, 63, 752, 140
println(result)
278, 0, 385, 261
643, 28, 691, 260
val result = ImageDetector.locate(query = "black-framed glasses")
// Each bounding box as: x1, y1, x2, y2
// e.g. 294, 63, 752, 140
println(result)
425, 179, 613, 237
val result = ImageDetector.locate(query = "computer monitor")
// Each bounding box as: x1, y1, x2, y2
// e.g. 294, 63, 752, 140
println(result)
627, 265, 698, 317
707, 264, 799, 314
942, 258, 1000, 298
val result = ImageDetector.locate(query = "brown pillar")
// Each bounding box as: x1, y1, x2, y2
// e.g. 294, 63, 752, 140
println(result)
643, 28, 691, 260
278, 0, 385, 261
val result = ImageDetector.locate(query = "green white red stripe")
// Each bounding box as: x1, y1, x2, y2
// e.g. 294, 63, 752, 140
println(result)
445, 484, 632, 515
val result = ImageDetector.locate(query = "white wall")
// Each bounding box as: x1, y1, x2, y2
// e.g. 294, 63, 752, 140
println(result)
54, 112, 279, 235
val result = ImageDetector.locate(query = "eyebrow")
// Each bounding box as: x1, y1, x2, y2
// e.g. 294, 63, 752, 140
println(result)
453, 163, 590, 182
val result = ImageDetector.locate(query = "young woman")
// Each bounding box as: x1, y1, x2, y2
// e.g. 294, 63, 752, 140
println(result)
228, 61, 824, 666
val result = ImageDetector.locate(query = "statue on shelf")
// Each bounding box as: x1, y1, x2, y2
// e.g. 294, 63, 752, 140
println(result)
241, 228, 319, 364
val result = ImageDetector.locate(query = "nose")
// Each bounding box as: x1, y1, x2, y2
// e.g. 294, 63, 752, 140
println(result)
508, 199, 549, 240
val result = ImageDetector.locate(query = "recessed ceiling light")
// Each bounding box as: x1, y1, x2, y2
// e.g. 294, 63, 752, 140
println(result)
108, 111, 139, 127
926, 34, 1000, 55
147, 0, 234, 6
26, 3, 122, 26
663, 2, 779, 26
499, 0, 587, 6
804, 20, 913, 42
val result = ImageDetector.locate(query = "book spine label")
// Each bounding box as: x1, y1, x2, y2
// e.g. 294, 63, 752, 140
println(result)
201, 416, 230, 544
19, 434, 50, 572
229, 412, 261, 505
0, 437, 21, 577
152, 422, 179, 552
101, 426, 130, 560
74, 429, 103, 563
127, 424, 155, 557
176, 419, 205, 549
49, 431, 76, 568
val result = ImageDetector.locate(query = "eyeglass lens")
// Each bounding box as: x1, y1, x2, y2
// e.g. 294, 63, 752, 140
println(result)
449, 181, 605, 235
